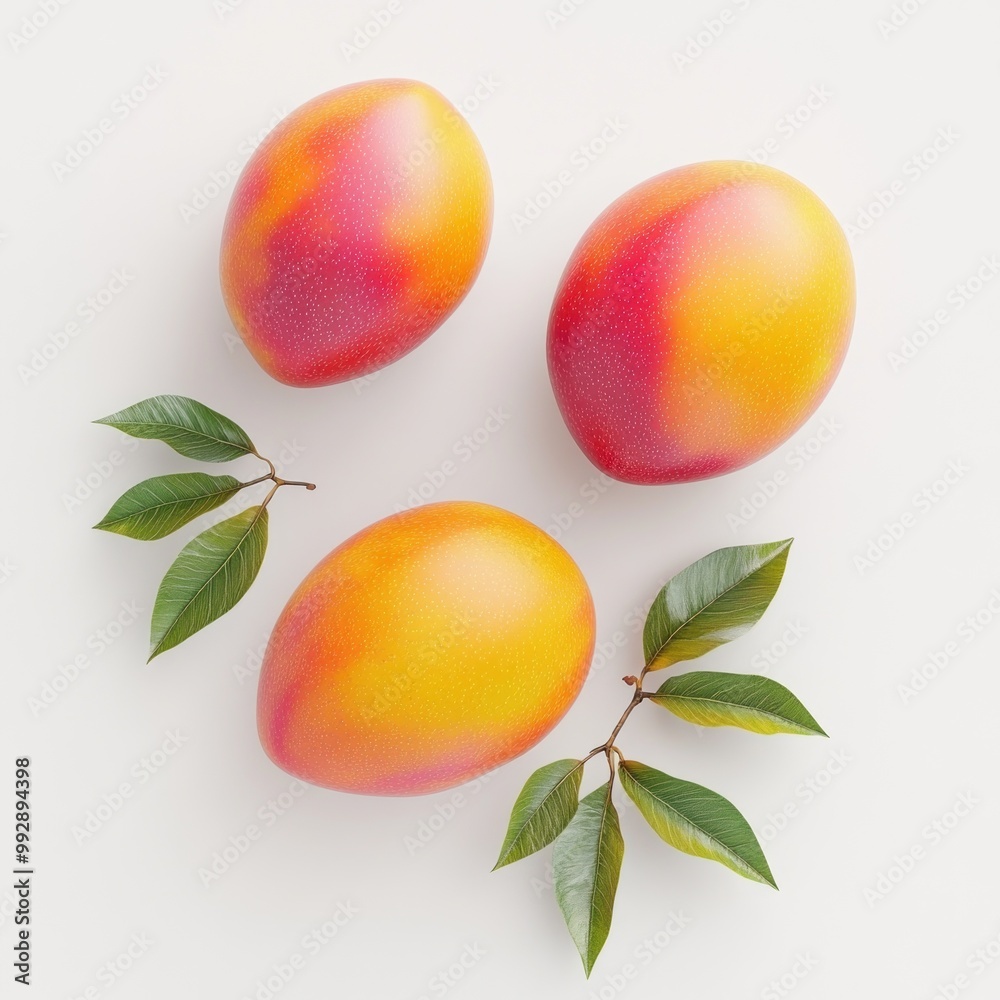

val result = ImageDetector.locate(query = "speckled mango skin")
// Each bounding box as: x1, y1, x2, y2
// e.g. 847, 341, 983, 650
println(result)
257, 502, 595, 796
548, 161, 855, 484
220, 79, 493, 387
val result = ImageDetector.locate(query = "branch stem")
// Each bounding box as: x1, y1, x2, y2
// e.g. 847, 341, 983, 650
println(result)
243, 454, 317, 498
587, 675, 651, 777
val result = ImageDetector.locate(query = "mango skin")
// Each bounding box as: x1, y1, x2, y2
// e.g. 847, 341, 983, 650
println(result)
547, 161, 855, 484
257, 502, 595, 796
220, 79, 493, 387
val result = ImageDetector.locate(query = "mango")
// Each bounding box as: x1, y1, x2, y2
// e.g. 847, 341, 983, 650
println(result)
221, 79, 492, 387
257, 502, 595, 795
548, 161, 855, 484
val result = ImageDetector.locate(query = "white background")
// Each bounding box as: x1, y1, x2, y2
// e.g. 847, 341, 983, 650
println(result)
3, 0, 1000, 997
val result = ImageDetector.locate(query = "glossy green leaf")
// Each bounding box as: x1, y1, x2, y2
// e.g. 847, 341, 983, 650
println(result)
643, 539, 792, 671
94, 473, 243, 540
553, 781, 624, 977
649, 671, 826, 736
494, 760, 584, 870
149, 505, 268, 660
96, 395, 255, 462
619, 760, 775, 887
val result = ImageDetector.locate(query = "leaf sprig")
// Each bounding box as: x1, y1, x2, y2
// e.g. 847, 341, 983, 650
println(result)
93, 395, 315, 661
494, 539, 825, 976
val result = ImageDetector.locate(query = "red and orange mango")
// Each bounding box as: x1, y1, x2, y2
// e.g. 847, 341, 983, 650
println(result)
257, 502, 595, 796
548, 161, 855, 484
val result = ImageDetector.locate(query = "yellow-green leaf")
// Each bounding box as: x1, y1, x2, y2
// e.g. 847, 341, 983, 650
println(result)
649, 671, 826, 736
643, 540, 792, 671
619, 760, 775, 887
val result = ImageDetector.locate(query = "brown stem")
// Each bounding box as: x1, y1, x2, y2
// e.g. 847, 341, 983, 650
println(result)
605, 685, 643, 750
585, 674, 652, 780
260, 482, 281, 509
243, 453, 317, 497
274, 477, 316, 490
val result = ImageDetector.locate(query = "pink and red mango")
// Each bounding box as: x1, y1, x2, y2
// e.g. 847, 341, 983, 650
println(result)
221, 79, 493, 387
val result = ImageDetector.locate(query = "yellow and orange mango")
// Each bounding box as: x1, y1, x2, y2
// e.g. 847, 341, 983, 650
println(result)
221, 79, 492, 387
548, 161, 855, 484
257, 502, 595, 795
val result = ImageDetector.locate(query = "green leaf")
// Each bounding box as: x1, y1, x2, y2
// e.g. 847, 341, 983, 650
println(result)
95, 395, 255, 462
618, 760, 775, 888
643, 539, 792, 671
149, 505, 268, 660
649, 671, 826, 736
553, 781, 624, 977
94, 473, 243, 540
494, 760, 584, 870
